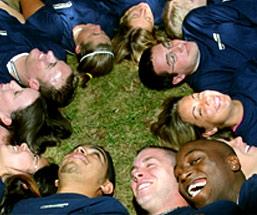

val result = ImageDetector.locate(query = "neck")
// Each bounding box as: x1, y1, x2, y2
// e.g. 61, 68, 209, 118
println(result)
72, 25, 84, 45
148, 193, 188, 215
12, 55, 30, 86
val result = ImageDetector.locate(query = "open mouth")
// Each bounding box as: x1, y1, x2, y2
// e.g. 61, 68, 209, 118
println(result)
137, 182, 151, 191
187, 178, 207, 198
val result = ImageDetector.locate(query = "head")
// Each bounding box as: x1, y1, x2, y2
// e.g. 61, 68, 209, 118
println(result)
151, 96, 200, 150
138, 39, 199, 90
0, 81, 39, 127
26, 49, 78, 107
0, 143, 48, 178
131, 146, 188, 214
112, 2, 156, 64
75, 24, 114, 88
177, 90, 234, 137
58, 144, 115, 197
163, 0, 207, 38
224, 137, 257, 179
174, 139, 245, 208
121, 3, 154, 32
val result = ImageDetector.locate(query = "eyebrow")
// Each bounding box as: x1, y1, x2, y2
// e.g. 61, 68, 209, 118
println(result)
130, 157, 158, 172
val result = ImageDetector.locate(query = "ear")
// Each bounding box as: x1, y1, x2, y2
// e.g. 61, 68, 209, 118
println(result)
202, 127, 218, 137
172, 74, 186, 85
226, 155, 241, 172
100, 180, 114, 195
28, 78, 40, 90
55, 179, 59, 188
0, 114, 12, 126
75, 45, 81, 54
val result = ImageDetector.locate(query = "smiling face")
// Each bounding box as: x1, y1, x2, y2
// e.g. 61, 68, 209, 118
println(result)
151, 40, 199, 84
25, 48, 72, 90
0, 81, 39, 125
177, 90, 232, 130
131, 148, 187, 213
174, 140, 238, 208
121, 3, 154, 32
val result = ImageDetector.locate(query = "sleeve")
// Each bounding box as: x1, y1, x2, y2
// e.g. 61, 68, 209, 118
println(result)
25, 5, 66, 42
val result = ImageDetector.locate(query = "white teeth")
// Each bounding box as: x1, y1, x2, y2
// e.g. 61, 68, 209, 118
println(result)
138, 182, 151, 191
187, 180, 206, 197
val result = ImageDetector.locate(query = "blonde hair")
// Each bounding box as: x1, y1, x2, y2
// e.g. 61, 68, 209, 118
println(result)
112, 28, 157, 64
163, 0, 197, 38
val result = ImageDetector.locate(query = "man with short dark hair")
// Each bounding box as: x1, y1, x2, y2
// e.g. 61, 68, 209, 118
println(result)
131, 145, 241, 214
0, 5, 78, 107
175, 139, 257, 214
12, 144, 129, 214
139, 0, 257, 94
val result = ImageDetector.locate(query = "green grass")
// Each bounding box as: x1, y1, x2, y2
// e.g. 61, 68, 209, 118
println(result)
45, 55, 191, 214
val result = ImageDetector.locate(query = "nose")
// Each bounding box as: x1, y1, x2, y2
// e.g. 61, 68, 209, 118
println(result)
19, 143, 29, 152
132, 170, 144, 182
94, 25, 101, 32
74, 146, 86, 154
179, 168, 192, 183
46, 51, 56, 63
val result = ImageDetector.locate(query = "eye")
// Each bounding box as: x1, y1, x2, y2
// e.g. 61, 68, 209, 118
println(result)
190, 157, 201, 165
146, 163, 155, 168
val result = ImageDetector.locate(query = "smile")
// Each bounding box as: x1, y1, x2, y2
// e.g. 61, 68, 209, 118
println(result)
137, 182, 152, 191
187, 178, 207, 198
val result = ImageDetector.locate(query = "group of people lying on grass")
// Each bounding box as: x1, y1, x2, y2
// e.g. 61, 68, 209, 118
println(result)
1, 0, 257, 214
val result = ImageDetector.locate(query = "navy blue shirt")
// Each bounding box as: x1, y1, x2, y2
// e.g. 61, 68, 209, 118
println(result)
230, 60, 257, 147
26, 0, 165, 52
171, 200, 241, 214
239, 174, 257, 214
183, 0, 257, 94
0, 9, 66, 83
12, 193, 129, 214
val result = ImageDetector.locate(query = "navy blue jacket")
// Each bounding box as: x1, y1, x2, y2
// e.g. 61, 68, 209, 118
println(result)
171, 200, 241, 214
12, 193, 129, 214
26, 0, 165, 52
239, 174, 257, 214
183, 0, 257, 94
230, 60, 257, 147
0, 9, 66, 83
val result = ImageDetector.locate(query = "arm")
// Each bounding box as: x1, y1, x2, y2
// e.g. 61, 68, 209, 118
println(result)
20, 0, 44, 19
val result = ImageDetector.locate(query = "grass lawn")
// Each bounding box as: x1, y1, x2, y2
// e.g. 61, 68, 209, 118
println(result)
45, 54, 192, 214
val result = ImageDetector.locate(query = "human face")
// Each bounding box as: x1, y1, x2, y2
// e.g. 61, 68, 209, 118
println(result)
225, 137, 257, 179
152, 40, 199, 82
174, 140, 233, 208
131, 148, 182, 212
59, 145, 108, 186
122, 3, 154, 32
75, 24, 111, 49
26, 48, 72, 90
0, 143, 48, 176
177, 90, 232, 129
0, 81, 39, 123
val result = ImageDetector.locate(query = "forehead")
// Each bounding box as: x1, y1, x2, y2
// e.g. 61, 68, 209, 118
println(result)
135, 148, 171, 164
152, 44, 170, 75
